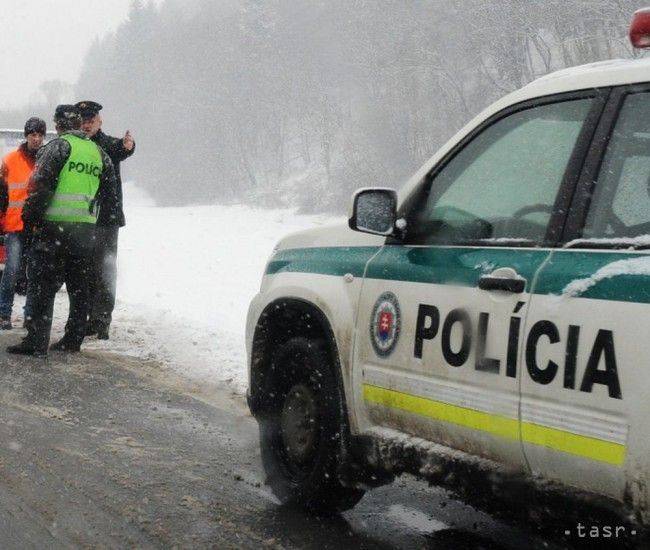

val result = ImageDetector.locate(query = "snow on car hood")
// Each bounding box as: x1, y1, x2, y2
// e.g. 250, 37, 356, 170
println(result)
274, 220, 386, 251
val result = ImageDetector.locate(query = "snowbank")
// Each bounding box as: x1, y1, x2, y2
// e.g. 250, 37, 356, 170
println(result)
106, 184, 340, 392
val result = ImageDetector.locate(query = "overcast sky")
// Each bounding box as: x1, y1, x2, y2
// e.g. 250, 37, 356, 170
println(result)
0, 0, 163, 110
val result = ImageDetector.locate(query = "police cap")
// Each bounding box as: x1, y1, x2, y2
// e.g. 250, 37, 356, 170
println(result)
53, 104, 81, 123
24, 117, 46, 136
75, 101, 103, 120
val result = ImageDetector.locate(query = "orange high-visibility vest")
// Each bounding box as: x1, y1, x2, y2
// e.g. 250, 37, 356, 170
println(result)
2, 147, 35, 232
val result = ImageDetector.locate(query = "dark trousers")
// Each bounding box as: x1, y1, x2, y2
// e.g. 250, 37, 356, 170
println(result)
25, 241, 93, 353
88, 225, 119, 330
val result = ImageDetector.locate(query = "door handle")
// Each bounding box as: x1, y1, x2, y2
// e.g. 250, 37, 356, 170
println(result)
478, 276, 525, 293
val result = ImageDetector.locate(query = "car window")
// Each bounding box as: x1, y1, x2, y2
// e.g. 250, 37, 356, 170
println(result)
583, 92, 650, 240
407, 98, 594, 245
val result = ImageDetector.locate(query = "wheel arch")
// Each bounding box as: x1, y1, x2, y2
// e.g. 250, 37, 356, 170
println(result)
248, 298, 348, 424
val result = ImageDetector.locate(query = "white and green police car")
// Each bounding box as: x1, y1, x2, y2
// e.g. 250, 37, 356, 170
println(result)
246, 9, 650, 524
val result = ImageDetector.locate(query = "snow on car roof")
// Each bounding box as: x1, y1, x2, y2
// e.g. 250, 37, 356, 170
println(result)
519, 57, 650, 98
489, 57, 650, 129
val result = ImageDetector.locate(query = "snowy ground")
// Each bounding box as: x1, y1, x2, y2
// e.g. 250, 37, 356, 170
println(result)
11, 184, 340, 393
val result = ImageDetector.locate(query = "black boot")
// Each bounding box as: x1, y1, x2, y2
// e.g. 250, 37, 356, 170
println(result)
6, 340, 47, 357
50, 338, 81, 353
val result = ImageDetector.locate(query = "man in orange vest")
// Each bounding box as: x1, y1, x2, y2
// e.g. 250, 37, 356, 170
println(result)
0, 117, 46, 329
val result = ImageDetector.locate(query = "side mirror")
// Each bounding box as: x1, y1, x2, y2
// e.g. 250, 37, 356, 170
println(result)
349, 187, 397, 236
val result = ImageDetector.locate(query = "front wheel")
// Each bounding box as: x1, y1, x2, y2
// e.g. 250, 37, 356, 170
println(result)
258, 336, 365, 513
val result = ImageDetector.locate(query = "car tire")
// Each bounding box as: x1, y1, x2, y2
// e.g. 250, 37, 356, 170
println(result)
258, 336, 365, 513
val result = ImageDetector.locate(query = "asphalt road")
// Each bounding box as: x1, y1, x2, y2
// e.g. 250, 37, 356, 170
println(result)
0, 332, 642, 549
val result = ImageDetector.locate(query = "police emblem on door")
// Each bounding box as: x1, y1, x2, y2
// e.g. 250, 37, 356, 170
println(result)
370, 292, 401, 357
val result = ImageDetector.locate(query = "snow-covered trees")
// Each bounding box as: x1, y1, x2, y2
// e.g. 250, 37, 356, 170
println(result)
72, 0, 649, 212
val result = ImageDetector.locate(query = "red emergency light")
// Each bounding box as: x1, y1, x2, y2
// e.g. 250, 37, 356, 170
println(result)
630, 7, 650, 48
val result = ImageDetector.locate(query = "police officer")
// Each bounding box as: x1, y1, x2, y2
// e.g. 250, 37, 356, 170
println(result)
76, 101, 135, 340
6, 105, 117, 356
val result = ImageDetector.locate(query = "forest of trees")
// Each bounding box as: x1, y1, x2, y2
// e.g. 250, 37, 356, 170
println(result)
3, 0, 648, 212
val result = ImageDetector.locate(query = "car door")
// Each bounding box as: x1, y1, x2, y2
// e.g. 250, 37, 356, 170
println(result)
521, 86, 650, 504
351, 92, 605, 467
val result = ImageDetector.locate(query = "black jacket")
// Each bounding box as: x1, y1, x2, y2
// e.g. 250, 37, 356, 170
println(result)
22, 130, 118, 255
91, 129, 135, 227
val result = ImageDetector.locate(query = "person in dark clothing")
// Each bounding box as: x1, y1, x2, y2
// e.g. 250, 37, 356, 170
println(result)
76, 101, 135, 340
6, 105, 118, 356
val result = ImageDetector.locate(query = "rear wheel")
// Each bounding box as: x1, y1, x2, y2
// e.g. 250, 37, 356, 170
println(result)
258, 336, 364, 513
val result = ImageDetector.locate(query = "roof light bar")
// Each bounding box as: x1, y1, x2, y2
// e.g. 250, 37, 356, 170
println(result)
630, 7, 650, 48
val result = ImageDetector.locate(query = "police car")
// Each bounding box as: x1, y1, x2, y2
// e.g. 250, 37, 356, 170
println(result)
246, 9, 650, 525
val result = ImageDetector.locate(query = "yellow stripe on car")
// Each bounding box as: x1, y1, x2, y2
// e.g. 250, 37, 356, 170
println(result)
363, 384, 625, 466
